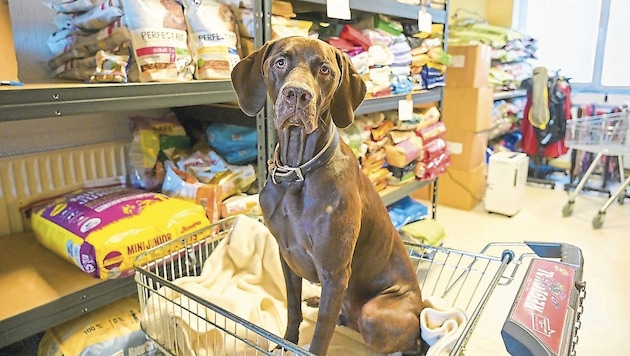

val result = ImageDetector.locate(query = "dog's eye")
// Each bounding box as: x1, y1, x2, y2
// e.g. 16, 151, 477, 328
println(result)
274, 58, 286, 68
319, 65, 331, 76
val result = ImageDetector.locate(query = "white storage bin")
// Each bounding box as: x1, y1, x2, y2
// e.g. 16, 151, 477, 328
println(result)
485, 152, 529, 216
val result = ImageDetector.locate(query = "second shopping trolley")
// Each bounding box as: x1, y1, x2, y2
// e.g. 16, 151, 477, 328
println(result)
562, 110, 630, 228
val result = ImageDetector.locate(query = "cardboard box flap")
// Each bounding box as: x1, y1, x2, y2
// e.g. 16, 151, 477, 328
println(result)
0, 0, 19, 82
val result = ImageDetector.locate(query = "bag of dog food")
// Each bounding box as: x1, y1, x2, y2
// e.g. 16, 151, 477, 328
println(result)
37, 297, 159, 356
128, 111, 190, 190
48, 19, 130, 68
54, 49, 130, 82
182, 0, 241, 79
163, 150, 256, 200
31, 187, 211, 279
122, 0, 195, 82
160, 161, 223, 224
205, 123, 257, 164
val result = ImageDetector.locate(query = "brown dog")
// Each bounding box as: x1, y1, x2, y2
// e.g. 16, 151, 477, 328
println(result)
231, 36, 425, 355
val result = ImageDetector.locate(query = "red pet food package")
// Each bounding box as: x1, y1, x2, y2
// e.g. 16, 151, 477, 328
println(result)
417, 151, 451, 180
122, 0, 195, 82
422, 137, 448, 162
339, 24, 372, 51
31, 187, 212, 279
182, 0, 242, 79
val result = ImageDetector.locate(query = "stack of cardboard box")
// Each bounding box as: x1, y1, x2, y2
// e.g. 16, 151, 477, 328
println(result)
1, 0, 19, 83
413, 44, 493, 210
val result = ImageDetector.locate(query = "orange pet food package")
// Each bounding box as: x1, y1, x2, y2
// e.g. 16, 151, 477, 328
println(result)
31, 187, 212, 279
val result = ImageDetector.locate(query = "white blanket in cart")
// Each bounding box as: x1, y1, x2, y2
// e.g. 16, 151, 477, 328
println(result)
142, 214, 467, 356
142, 214, 288, 356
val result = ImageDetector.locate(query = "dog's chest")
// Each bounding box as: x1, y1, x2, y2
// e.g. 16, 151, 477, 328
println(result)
260, 183, 321, 283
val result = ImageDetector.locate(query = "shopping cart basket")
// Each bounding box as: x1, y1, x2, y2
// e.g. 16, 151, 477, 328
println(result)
134, 216, 585, 355
562, 111, 630, 228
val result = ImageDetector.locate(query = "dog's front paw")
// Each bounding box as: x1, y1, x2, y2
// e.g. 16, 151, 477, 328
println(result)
304, 296, 320, 308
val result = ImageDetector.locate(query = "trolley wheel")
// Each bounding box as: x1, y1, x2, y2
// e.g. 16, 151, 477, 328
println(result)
592, 212, 605, 229
562, 202, 574, 217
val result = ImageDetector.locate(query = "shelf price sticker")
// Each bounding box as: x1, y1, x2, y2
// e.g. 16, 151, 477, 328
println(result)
398, 94, 414, 122
418, 6, 432, 33
327, 0, 351, 20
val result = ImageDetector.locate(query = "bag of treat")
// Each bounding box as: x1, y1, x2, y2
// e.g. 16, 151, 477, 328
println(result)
182, 0, 241, 79
71, 0, 124, 31
88, 50, 130, 83
48, 19, 130, 68
45, 0, 103, 13
128, 111, 190, 190
122, 0, 195, 82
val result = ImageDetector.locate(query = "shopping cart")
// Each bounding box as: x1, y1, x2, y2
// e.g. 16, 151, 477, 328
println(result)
562, 111, 630, 228
134, 216, 586, 356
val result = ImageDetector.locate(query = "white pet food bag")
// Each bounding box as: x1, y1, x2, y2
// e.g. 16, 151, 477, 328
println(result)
37, 297, 160, 356
182, 0, 241, 79
71, 0, 124, 31
122, 0, 194, 82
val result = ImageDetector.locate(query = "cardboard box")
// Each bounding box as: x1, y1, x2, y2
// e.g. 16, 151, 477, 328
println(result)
442, 87, 494, 132
0, 0, 19, 82
445, 44, 491, 88
412, 164, 487, 211
444, 129, 489, 170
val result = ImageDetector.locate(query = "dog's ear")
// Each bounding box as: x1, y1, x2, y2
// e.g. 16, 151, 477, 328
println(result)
231, 41, 275, 116
330, 49, 367, 128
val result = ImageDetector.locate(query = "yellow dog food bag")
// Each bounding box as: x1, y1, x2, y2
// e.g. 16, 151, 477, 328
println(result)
37, 297, 159, 356
32, 187, 211, 279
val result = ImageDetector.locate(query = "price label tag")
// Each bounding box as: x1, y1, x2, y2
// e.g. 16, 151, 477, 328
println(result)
418, 8, 433, 33
398, 95, 414, 122
327, 0, 351, 20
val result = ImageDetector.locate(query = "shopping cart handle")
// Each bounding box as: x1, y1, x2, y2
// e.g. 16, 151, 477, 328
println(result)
525, 241, 584, 281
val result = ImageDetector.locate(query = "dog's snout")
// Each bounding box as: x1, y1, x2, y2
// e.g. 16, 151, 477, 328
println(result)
282, 86, 313, 106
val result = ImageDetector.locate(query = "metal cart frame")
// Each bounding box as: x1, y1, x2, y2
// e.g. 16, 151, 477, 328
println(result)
562, 111, 630, 228
134, 216, 585, 355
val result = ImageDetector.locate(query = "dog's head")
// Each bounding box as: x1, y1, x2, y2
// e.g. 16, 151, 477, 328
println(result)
231, 37, 366, 133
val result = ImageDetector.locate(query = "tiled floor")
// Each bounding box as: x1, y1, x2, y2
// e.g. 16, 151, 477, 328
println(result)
422, 177, 630, 355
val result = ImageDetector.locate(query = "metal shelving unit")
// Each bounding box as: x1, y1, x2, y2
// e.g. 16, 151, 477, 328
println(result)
489, 89, 528, 141
282, 0, 449, 219
380, 179, 435, 206
0, 272, 136, 348
0, 228, 140, 348
356, 88, 443, 116
295, 0, 448, 24
0, 0, 449, 348
0, 5, 253, 350
493, 88, 527, 101
0, 80, 236, 122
